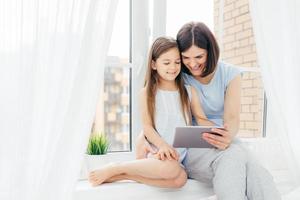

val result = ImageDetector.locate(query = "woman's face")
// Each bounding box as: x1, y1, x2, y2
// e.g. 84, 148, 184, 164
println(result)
181, 45, 207, 77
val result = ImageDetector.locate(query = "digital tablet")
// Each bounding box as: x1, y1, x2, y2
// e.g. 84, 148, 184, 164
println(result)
173, 126, 224, 148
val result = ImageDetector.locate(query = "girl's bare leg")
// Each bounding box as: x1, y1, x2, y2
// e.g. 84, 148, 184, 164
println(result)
104, 169, 187, 188
89, 158, 182, 186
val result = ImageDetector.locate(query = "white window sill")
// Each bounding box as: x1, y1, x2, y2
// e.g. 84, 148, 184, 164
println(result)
73, 179, 215, 200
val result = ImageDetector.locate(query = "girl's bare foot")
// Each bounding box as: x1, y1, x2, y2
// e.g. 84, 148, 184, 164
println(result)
105, 174, 128, 183
88, 164, 118, 186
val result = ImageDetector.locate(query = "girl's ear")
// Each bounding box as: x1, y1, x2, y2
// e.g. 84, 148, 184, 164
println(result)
151, 60, 156, 70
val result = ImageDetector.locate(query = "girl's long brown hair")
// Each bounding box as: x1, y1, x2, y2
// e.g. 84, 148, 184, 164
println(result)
144, 37, 191, 128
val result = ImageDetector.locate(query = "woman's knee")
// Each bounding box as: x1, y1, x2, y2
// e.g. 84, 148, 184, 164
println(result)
247, 161, 273, 181
212, 144, 249, 175
219, 144, 249, 163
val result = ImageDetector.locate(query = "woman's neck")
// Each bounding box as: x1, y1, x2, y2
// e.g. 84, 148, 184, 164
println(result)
194, 68, 216, 85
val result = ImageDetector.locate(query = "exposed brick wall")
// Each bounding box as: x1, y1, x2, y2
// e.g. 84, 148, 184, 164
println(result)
214, 0, 264, 137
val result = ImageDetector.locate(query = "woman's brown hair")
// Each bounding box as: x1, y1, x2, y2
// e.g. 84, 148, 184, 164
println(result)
176, 22, 220, 77
144, 37, 191, 128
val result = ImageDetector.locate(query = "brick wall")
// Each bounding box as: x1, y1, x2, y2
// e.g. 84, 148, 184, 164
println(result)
214, 0, 264, 137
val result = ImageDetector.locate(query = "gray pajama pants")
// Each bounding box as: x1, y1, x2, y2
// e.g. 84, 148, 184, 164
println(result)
183, 142, 281, 200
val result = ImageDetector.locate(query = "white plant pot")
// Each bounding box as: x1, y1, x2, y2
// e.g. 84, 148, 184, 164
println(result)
85, 154, 111, 172
78, 154, 111, 180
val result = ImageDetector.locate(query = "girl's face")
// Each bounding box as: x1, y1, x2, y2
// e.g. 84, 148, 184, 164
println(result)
181, 45, 207, 77
152, 47, 181, 82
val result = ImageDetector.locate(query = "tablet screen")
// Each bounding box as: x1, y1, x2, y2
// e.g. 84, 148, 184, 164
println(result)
173, 126, 224, 148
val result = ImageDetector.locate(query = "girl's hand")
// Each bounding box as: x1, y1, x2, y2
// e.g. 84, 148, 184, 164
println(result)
157, 142, 179, 161
202, 124, 232, 150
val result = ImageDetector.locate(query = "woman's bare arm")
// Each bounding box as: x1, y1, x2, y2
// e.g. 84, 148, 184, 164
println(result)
223, 75, 241, 138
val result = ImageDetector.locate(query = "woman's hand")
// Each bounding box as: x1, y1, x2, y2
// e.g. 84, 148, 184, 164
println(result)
135, 132, 157, 159
202, 124, 232, 150
157, 142, 179, 161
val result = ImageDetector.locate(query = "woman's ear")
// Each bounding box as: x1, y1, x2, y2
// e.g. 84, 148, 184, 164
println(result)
151, 60, 156, 70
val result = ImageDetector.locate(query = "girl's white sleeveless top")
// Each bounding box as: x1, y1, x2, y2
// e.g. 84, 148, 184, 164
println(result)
154, 87, 190, 163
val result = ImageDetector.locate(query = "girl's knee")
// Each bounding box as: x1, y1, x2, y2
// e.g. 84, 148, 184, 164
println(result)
159, 160, 182, 179
172, 170, 187, 188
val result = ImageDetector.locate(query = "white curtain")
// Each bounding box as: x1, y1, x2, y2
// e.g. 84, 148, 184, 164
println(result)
250, 0, 300, 197
0, 0, 118, 200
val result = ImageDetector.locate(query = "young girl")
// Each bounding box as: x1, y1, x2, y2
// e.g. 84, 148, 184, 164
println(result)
89, 36, 213, 188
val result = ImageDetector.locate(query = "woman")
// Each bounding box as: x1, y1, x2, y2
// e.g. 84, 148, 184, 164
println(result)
136, 22, 281, 200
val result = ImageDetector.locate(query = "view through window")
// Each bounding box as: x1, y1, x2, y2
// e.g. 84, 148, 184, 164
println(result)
93, 0, 131, 152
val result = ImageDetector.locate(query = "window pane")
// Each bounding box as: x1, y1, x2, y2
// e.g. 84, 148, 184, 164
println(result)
104, 62, 131, 151
92, 0, 131, 152
108, 0, 130, 61
166, 0, 214, 37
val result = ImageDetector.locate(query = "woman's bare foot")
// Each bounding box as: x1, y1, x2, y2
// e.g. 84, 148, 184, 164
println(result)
88, 164, 118, 186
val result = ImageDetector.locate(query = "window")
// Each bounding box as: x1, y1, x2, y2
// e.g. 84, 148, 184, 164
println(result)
165, 0, 214, 37
92, 0, 131, 152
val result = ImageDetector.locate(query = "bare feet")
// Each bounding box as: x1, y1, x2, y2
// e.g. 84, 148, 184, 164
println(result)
88, 164, 118, 186
105, 174, 128, 183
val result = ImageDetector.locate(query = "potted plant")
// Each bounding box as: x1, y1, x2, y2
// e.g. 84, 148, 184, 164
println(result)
85, 132, 110, 172
87, 132, 109, 155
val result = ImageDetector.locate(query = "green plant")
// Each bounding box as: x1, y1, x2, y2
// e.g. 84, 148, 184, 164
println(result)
86, 133, 109, 155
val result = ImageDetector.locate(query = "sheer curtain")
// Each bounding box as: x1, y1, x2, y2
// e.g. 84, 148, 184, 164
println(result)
0, 0, 118, 200
250, 0, 300, 197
